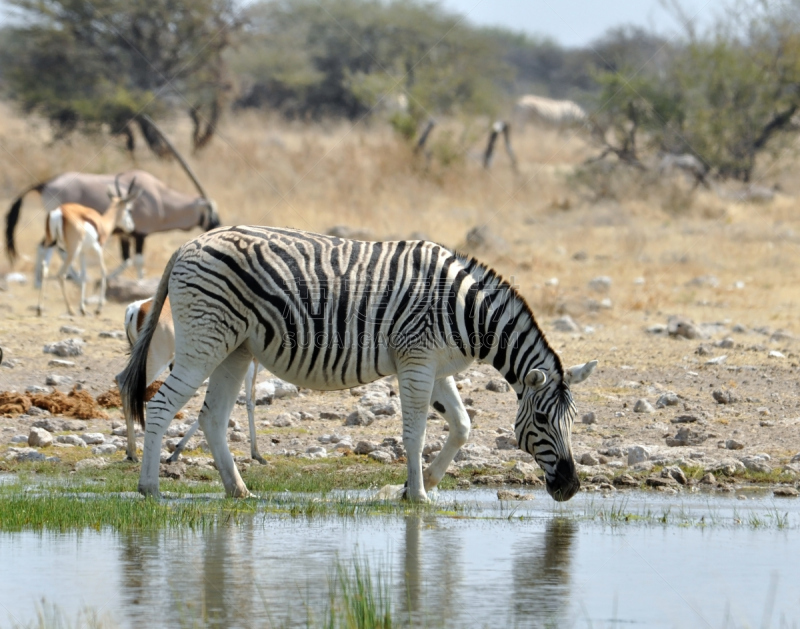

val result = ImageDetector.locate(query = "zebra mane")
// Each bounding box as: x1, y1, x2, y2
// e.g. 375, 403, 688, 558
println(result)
451, 249, 566, 381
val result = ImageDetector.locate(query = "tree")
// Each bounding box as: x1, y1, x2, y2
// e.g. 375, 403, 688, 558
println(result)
0, 0, 242, 152
231, 0, 509, 122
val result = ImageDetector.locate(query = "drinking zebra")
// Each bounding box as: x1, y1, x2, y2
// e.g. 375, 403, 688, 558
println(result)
118, 226, 596, 502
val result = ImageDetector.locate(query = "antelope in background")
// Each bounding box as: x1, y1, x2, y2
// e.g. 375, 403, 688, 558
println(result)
37, 176, 139, 316
5, 118, 220, 282
120, 296, 266, 464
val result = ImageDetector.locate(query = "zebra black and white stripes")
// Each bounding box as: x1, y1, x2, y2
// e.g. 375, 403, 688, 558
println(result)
119, 226, 596, 502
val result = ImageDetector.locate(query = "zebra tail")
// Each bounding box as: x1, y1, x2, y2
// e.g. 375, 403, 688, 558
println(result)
5, 182, 46, 264
119, 248, 180, 428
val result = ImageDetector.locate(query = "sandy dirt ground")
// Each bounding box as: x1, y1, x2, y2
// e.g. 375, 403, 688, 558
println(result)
1, 205, 800, 494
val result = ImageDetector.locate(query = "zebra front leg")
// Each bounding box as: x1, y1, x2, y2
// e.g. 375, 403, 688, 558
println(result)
397, 363, 436, 502
424, 376, 471, 491
245, 360, 267, 464
139, 365, 206, 497
166, 420, 201, 463
198, 347, 253, 497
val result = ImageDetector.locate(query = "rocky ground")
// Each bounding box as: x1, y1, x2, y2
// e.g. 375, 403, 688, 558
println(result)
1, 271, 800, 499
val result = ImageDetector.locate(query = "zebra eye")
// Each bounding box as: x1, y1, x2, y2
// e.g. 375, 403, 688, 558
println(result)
534, 411, 549, 426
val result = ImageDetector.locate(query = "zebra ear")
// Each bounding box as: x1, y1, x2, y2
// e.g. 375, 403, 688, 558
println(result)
564, 360, 598, 386
523, 369, 547, 390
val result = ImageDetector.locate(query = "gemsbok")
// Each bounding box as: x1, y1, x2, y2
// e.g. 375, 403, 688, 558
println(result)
120, 296, 266, 464
37, 177, 139, 316
6, 169, 220, 284
119, 226, 597, 502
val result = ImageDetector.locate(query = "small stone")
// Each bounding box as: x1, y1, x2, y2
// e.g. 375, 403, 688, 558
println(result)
345, 408, 375, 427
43, 338, 84, 357
354, 440, 379, 455
59, 325, 84, 335
552, 315, 580, 333
700, 472, 716, 484
230, 432, 246, 442
580, 452, 600, 466
270, 378, 299, 399
31, 419, 60, 433
613, 474, 639, 487
272, 413, 295, 428
48, 359, 76, 368
45, 374, 72, 386
663, 466, 688, 485
725, 439, 744, 450
305, 446, 327, 458
705, 355, 727, 365
320, 411, 344, 420
667, 316, 706, 340
757, 407, 770, 417
716, 337, 735, 349
740, 456, 772, 474
497, 489, 534, 501
98, 330, 125, 339
251, 381, 276, 405
627, 445, 651, 465
159, 462, 185, 479
633, 399, 654, 414
74, 457, 109, 470
92, 443, 117, 456
10, 435, 28, 444
465, 407, 480, 420
712, 389, 738, 404
588, 276, 612, 293
791, 453, 800, 463
646, 475, 678, 488
666, 427, 708, 447
81, 432, 105, 445
671, 414, 699, 424
56, 435, 87, 447
768, 350, 786, 359
773, 487, 799, 498
28, 427, 53, 448
581, 411, 597, 424
486, 379, 510, 393
655, 393, 680, 408
495, 435, 517, 450
368, 450, 393, 464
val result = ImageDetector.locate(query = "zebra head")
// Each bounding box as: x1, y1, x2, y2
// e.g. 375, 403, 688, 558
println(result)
515, 360, 597, 501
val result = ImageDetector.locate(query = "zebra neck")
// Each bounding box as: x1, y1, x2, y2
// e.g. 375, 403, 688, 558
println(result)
460, 259, 561, 393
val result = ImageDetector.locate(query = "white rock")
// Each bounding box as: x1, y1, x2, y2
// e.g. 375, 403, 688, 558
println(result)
272, 413, 295, 427
768, 350, 786, 359
81, 432, 106, 445
43, 338, 84, 357
552, 315, 580, 333
588, 276, 612, 293
270, 378, 299, 399
633, 399, 655, 413
10, 435, 28, 444
368, 450, 394, 464
92, 444, 118, 456
627, 445, 651, 466
28, 427, 53, 448
56, 435, 87, 447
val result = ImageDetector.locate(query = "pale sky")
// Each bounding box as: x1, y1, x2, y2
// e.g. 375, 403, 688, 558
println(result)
0, 0, 737, 47
437, 0, 735, 46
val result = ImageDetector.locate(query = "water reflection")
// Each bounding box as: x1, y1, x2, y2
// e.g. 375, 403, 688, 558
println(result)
511, 518, 576, 627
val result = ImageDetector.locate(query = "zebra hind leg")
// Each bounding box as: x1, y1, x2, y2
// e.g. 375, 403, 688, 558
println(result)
397, 363, 437, 503
245, 360, 267, 464
197, 346, 253, 497
166, 419, 201, 463
138, 364, 208, 497
424, 376, 471, 492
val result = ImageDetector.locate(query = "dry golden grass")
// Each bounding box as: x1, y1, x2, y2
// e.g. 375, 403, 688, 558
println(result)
2, 102, 800, 335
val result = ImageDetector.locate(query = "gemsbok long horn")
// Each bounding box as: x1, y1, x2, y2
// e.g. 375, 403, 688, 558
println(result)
140, 114, 209, 201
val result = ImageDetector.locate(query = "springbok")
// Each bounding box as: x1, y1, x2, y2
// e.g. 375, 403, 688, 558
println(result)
120, 296, 266, 464
37, 177, 139, 316
6, 169, 220, 284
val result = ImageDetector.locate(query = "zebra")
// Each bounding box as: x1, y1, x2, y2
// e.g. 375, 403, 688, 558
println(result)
118, 226, 597, 502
